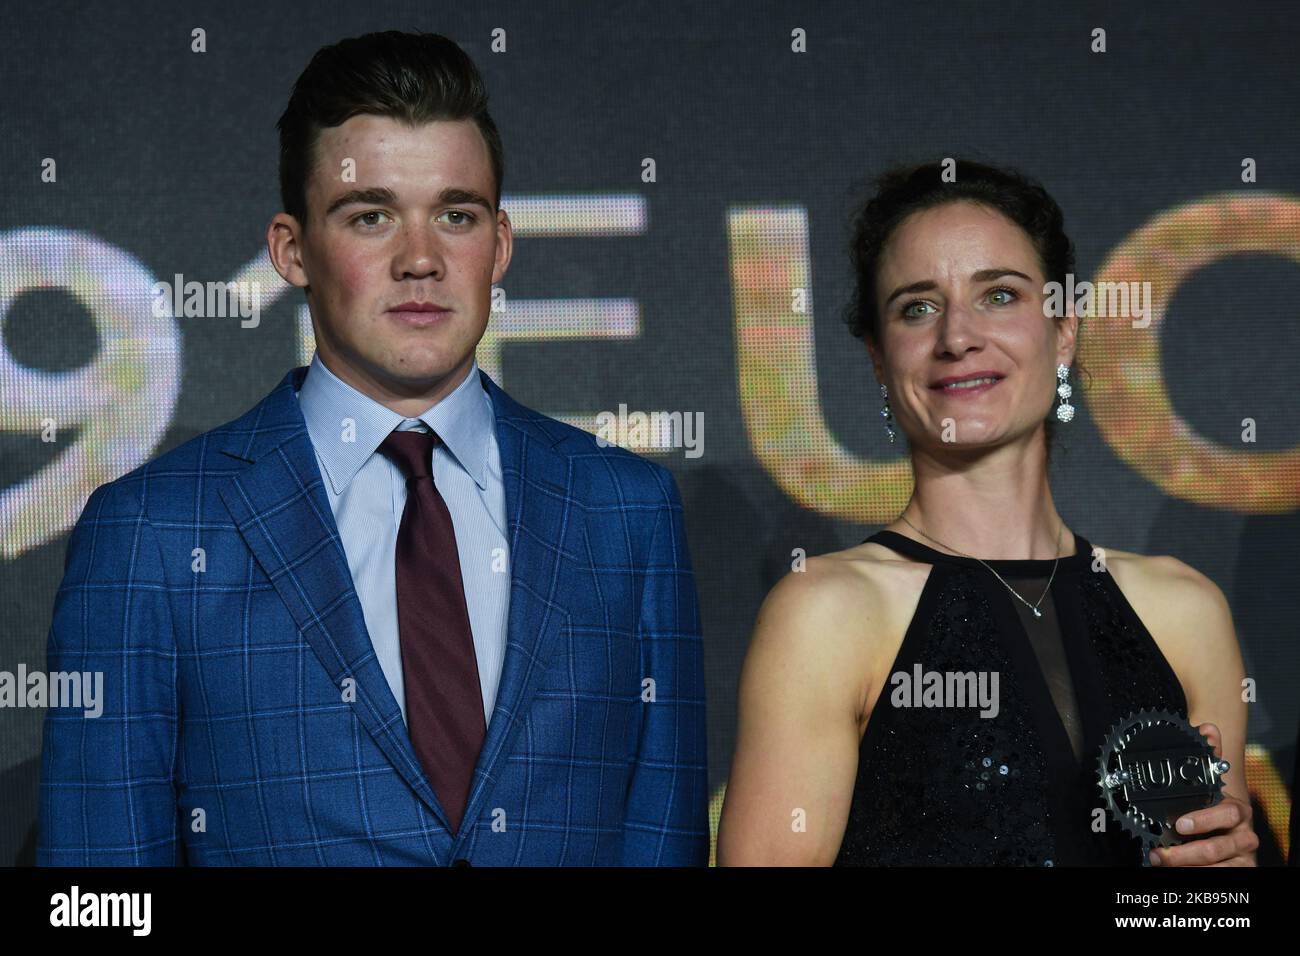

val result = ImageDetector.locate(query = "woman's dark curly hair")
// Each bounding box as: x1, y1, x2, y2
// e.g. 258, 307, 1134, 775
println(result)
842, 159, 1089, 465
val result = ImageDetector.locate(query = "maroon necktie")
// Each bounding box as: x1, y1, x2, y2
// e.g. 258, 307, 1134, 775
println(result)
378, 427, 486, 833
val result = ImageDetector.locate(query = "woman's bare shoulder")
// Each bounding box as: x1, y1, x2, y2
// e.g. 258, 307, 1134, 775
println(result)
1090, 543, 1219, 604
1089, 544, 1236, 679
819, 537, 935, 579
757, 542, 895, 627
749, 541, 922, 667
791, 540, 933, 616
749, 541, 930, 722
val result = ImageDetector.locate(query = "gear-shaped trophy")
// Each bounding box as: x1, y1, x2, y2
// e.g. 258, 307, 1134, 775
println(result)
1097, 709, 1229, 866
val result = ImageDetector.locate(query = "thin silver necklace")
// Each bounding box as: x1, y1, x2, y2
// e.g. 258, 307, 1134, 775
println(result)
897, 513, 1064, 619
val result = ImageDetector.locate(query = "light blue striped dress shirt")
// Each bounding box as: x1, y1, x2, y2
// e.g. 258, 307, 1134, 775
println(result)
295, 352, 510, 726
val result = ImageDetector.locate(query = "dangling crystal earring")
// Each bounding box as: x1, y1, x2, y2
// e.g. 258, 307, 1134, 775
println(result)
1055, 363, 1074, 422
880, 383, 897, 443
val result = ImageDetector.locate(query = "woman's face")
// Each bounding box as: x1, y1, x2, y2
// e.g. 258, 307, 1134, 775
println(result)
868, 200, 1076, 455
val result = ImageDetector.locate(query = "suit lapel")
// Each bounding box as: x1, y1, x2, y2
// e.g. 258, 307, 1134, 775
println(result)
215, 368, 448, 826
458, 370, 574, 835
213, 366, 577, 838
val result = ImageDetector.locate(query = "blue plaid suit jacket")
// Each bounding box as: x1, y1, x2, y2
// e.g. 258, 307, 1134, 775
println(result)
38, 366, 709, 865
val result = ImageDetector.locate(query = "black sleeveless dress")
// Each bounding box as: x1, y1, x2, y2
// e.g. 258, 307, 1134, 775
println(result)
833, 529, 1189, 866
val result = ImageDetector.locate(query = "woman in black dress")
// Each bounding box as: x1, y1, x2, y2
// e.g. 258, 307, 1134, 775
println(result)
717, 161, 1256, 866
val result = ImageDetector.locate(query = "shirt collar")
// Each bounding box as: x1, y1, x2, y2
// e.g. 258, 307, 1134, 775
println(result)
296, 352, 493, 495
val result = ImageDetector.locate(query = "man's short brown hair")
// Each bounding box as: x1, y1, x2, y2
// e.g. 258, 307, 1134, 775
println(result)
276, 30, 504, 228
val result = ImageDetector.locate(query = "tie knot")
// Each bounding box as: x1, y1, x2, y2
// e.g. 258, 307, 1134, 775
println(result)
379, 428, 440, 481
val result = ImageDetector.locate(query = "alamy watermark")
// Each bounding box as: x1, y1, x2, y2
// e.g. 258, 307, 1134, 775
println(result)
1, 665, 103, 717
594, 404, 703, 458
890, 664, 1000, 718
50, 886, 150, 935
152, 272, 261, 327
1043, 273, 1153, 328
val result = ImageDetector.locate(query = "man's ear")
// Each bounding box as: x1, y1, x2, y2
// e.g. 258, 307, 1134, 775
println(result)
490, 206, 513, 285
267, 212, 310, 289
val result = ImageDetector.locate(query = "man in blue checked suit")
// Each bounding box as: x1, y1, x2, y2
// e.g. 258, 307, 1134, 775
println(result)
38, 30, 709, 866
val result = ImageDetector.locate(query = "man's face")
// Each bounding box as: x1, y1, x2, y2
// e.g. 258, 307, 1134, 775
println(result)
269, 115, 511, 410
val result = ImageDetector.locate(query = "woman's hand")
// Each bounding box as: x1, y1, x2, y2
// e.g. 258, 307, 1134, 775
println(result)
1148, 722, 1258, 867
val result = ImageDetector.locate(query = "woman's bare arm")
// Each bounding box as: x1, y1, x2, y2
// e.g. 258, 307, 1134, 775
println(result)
717, 559, 884, 866
1144, 559, 1255, 865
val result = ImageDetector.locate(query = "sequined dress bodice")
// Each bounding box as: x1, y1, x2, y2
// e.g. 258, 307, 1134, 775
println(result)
833, 529, 1189, 866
